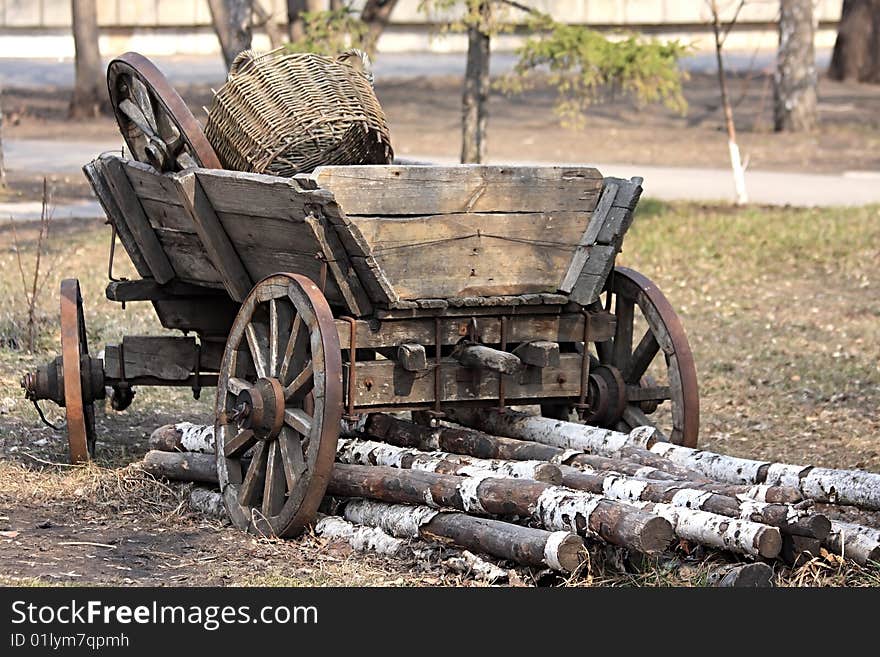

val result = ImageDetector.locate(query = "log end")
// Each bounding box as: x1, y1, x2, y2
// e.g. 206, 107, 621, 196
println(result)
546, 532, 588, 573
764, 487, 804, 504
757, 527, 784, 559
710, 562, 774, 588
638, 515, 676, 555
149, 424, 183, 451
791, 514, 832, 541
533, 463, 564, 485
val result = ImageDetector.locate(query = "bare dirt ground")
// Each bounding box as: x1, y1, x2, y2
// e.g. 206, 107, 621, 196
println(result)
1, 69, 879, 587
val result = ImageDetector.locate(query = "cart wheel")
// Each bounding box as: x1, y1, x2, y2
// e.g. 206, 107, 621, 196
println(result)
599, 267, 699, 446
59, 279, 101, 463
215, 274, 343, 537
107, 52, 221, 172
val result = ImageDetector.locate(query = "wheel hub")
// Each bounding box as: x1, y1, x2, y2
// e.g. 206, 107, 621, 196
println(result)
233, 377, 285, 440
585, 365, 627, 427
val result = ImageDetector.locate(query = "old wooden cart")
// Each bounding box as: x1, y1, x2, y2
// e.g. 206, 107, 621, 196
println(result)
22, 54, 699, 538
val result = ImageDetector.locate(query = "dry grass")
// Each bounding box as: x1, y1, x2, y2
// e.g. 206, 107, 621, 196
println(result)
0, 202, 879, 586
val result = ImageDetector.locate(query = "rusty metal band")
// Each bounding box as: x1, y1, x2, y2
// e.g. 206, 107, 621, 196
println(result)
60, 280, 89, 464
578, 310, 592, 410
434, 317, 442, 413
340, 316, 358, 419
498, 315, 507, 408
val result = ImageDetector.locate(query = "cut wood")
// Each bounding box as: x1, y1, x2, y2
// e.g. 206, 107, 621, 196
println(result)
328, 463, 673, 554
627, 500, 782, 558
341, 498, 586, 573
452, 408, 658, 453
141, 450, 217, 484
150, 422, 215, 454
189, 488, 226, 518
513, 341, 560, 368
707, 562, 774, 587
397, 343, 427, 371
454, 344, 522, 375
825, 521, 880, 566
337, 437, 561, 483
650, 442, 880, 510
555, 468, 829, 539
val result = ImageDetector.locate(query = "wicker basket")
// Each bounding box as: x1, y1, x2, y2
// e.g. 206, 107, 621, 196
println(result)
205, 49, 394, 177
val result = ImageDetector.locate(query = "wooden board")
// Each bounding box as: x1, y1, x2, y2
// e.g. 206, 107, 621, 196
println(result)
122, 158, 183, 206
334, 311, 616, 350
350, 211, 590, 300
140, 197, 197, 233
312, 165, 604, 215
102, 336, 198, 380
348, 353, 587, 407
153, 228, 225, 287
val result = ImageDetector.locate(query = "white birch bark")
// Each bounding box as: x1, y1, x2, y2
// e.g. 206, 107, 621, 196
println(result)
336, 438, 559, 482
825, 521, 880, 566
628, 500, 781, 558
189, 488, 226, 518
150, 422, 216, 454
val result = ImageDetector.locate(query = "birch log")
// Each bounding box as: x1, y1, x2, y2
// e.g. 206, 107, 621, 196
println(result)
557, 468, 829, 539
141, 450, 218, 483
454, 408, 658, 453
341, 499, 586, 572
150, 422, 216, 453
627, 501, 782, 558
329, 463, 673, 554
337, 437, 561, 483
189, 488, 226, 517
825, 521, 880, 566
650, 442, 880, 510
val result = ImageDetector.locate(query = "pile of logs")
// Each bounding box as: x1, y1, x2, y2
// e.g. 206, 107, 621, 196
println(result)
141, 410, 880, 584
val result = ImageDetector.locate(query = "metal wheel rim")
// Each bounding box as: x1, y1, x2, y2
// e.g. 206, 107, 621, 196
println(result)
107, 52, 221, 172
606, 266, 700, 447
215, 273, 343, 537
60, 279, 96, 463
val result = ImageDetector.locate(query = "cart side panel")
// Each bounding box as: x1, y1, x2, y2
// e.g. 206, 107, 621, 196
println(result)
190, 168, 374, 316
311, 165, 606, 303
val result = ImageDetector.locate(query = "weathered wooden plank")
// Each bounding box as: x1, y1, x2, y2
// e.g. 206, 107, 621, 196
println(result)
153, 228, 225, 287
103, 336, 198, 380
334, 311, 615, 350
100, 157, 176, 284
566, 244, 618, 306
152, 298, 239, 336
397, 344, 428, 371
559, 181, 617, 293
120, 158, 184, 206
140, 197, 197, 233
83, 159, 151, 278
174, 172, 254, 303
305, 215, 373, 317
194, 167, 332, 219
514, 341, 560, 368
595, 206, 634, 247
105, 278, 226, 302
608, 177, 643, 210
312, 165, 605, 215
348, 353, 587, 407
352, 211, 589, 300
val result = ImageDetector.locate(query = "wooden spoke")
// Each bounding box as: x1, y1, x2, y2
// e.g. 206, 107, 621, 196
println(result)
284, 408, 313, 437
284, 361, 313, 401
262, 441, 287, 518
626, 385, 671, 403
279, 314, 303, 383
623, 405, 670, 441
278, 427, 308, 486
612, 295, 635, 375
268, 299, 279, 377
238, 441, 267, 507
130, 76, 158, 132
245, 322, 268, 378
595, 339, 614, 364
224, 428, 256, 458
227, 377, 250, 396
624, 330, 660, 383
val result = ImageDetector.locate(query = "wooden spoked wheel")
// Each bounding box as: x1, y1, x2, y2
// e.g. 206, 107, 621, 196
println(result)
543, 267, 699, 446
215, 274, 343, 537
599, 267, 699, 446
107, 52, 221, 173
59, 279, 100, 463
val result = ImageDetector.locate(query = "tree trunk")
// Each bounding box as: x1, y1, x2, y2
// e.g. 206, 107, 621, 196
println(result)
329, 463, 675, 554
361, 0, 399, 55
825, 520, 880, 565
208, 0, 254, 70
70, 0, 106, 119
829, 0, 880, 83
286, 0, 324, 43
461, 1, 490, 164
775, 0, 817, 131
341, 498, 586, 572
140, 450, 218, 484
337, 437, 562, 483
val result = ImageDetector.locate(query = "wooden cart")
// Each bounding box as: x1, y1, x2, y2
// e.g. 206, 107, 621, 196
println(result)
22, 54, 699, 538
